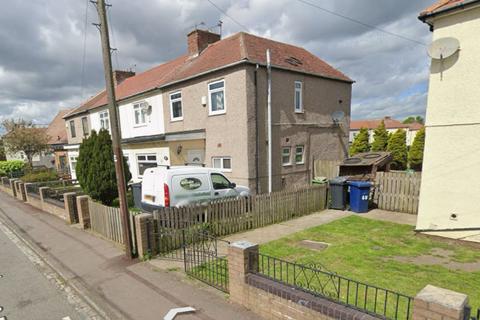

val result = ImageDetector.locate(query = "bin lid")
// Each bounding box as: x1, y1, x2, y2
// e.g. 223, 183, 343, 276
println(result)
348, 181, 372, 188
312, 176, 328, 183
329, 176, 349, 185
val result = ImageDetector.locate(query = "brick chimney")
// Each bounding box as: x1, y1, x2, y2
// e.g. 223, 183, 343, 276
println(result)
113, 70, 135, 86
187, 29, 221, 57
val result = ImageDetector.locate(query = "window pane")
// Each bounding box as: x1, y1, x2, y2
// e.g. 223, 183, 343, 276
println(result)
135, 110, 140, 124
147, 155, 157, 161
138, 162, 157, 176
223, 158, 231, 169
295, 91, 301, 109
211, 91, 225, 111
137, 155, 146, 161
295, 82, 302, 89
211, 173, 230, 190
213, 158, 221, 168
171, 92, 181, 100
172, 100, 182, 118
209, 81, 224, 90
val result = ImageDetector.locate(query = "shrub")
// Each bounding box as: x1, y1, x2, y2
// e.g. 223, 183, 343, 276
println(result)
349, 127, 370, 156
371, 120, 389, 152
0, 160, 26, 177
76, 129, 131, 206
22, 170, 58, 182
408, 127, 425, 171
387, 129, 408, 170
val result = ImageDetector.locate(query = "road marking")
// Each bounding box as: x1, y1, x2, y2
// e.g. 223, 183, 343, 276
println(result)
0, 220, 103, 319
164, 307, 196, 320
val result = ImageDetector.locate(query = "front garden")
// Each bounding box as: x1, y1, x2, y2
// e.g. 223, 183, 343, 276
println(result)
260, 215, 480, 310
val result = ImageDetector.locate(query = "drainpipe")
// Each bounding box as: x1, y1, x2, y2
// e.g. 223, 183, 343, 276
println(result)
254, 64, 260, 194
266, 49, 272, 193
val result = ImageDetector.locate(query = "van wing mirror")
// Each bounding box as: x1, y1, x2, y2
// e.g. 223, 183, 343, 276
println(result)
230, 182, 236, 189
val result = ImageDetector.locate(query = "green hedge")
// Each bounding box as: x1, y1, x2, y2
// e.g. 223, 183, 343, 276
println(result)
0, 160, 26, 177
22, 170, 59, 183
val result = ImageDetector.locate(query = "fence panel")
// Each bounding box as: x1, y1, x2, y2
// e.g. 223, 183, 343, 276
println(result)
89, 201, 125, 245
374, 172, 421, 214
313, 159, 341, 179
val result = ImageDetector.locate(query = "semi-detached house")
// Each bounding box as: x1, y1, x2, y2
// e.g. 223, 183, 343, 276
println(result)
63, 30, 353, 193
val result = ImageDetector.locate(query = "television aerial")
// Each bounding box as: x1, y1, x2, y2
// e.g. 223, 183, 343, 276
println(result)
331, 110, 345, 124
427, 37, 460, 59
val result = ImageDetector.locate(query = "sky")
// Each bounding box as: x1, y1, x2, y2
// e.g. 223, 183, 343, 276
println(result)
0, 0, 435, 130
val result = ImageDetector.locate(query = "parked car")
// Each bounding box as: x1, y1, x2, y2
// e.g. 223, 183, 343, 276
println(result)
141, 166, 250, 210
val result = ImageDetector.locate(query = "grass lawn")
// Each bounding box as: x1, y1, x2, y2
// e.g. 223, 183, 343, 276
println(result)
260, 215, 480, 311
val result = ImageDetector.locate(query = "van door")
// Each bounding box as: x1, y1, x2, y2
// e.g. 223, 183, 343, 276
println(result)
171, 173, 211, 206
210, 173, 237, 199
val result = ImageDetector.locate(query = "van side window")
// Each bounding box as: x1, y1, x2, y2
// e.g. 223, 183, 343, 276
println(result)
211, 173, 231, 190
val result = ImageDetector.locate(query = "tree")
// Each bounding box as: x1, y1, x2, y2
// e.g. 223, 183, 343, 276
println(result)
403, 116, 424, 125
371, 120, 389, 152
1, 119, 49, 167
0, 138, 6, 161
349, 127, 370, 156
76, 129, 131, 206
408, 127, 425, 171
387, 129, 408, 170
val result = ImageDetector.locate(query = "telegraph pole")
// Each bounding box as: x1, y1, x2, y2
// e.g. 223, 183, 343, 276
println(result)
94, 0, 134, 259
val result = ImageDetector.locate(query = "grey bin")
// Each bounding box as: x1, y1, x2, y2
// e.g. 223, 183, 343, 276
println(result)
329, 176, 349, 210
131, 182, 143, 210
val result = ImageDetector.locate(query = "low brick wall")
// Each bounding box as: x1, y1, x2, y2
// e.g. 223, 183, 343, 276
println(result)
27, 194, 43, 210
42, 199, 67, 220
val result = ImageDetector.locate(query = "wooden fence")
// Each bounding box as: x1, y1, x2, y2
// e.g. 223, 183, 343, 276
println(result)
154, 185, 328, 237
88, 201, 137, 250
313, 159, 341, 179
373, 171, 421, 214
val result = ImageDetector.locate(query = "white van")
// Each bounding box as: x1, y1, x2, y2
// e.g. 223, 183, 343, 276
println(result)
141, 166, 250, 209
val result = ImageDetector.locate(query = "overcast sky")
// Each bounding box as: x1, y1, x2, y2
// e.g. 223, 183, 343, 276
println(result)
0, 0, 434, 129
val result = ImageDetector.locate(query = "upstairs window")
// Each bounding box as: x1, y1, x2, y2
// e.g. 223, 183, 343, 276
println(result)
99, 111, 110, 131
134, 101, 149, 126
282, 147, 291, 166
212, 157, 232, 172
294, 81, 303, 113
69, 120, 76, 138
169, 92, 183, 121
208, 80, 226, 115
81, 117, 89, 136
295, 145, 305, 164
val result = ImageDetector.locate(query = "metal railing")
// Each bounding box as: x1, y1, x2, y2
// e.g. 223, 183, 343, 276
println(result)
251, 253, 413, 320
465, 306, 480, 320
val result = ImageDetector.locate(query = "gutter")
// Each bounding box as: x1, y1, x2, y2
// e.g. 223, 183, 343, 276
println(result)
419, 0, 480, 28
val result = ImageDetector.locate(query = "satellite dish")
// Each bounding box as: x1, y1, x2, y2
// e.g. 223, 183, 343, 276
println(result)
331, 110, 345, 123
427, 37, 460, 59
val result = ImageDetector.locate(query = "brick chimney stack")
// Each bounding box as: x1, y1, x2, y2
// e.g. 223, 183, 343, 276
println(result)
113, 70, 135, 86
187, 29, 221, 57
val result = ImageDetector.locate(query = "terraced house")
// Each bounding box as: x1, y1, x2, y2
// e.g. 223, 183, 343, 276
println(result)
64, 30, 353, 193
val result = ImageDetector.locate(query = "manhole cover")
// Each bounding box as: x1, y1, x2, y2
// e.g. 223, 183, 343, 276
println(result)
298, 240, 330, 251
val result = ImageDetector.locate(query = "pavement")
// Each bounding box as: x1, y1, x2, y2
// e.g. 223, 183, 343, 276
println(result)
0, 191, 259, 320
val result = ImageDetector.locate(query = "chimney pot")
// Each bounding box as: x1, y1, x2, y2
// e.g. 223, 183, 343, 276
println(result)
187, 29, 221, 57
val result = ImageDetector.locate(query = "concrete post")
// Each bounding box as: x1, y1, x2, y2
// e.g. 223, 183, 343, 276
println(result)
413, 285, 468, 320
63, 192, 77, 224
17, 181, 27, 202
24, 183, 33, 201
228, 241, 259, 305
14, 180, 23, 200
9, 178, 18, 197
39, 187, 50, 203
134, 213, 156, 258
76, 195, 90, 229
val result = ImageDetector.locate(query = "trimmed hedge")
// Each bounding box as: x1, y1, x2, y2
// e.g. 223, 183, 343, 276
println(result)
22, 170, 59, 183
0, 160, 26, 177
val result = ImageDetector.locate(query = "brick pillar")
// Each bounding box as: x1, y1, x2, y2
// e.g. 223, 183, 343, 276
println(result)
24, 183, 33, 201
228, 241, 259, 305
63, 192, 77, 224
14, 180, 23, 200
134, 213, 156, 258
39, 187, 50, 203
413, 285, 468, 320
76, 195, 90, 229
9, 179, 18, 197
17, 181, 27, 202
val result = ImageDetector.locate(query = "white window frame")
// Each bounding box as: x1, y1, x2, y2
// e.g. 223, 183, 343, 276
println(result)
136, 153, 157, 177
208, 79, 226, 116
99, 110, 110, 131
212, 156, 232, 172
294, 81, 303, 113
169, 91, 183, 121
282, 147, 291, 166
69, 155, 78, 173
133, 101, 149, 127
295, 145, 305, 165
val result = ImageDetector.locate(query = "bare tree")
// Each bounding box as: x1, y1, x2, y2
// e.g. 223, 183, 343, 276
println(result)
1, 119, 50, 167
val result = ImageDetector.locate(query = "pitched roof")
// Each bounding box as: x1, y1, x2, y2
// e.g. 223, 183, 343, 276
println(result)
419, 0, 480, 18
46, 109, 71, 145
408, 122, 424, 130
65, 32, 352, 118
350, 117, 410, 130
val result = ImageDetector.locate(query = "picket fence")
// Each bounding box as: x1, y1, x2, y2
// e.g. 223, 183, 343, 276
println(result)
373, 171, 422, 214
154, 185, 328, 236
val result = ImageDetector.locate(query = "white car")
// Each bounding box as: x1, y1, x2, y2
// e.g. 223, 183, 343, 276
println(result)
141, 165, 250, 209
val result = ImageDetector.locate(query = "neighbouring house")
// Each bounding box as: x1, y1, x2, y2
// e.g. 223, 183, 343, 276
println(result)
349, 116, 423, 146
64, 30, 353, 193
4, 124, 54, 168
416, 0, 480, 239
45, 109, 72, 177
